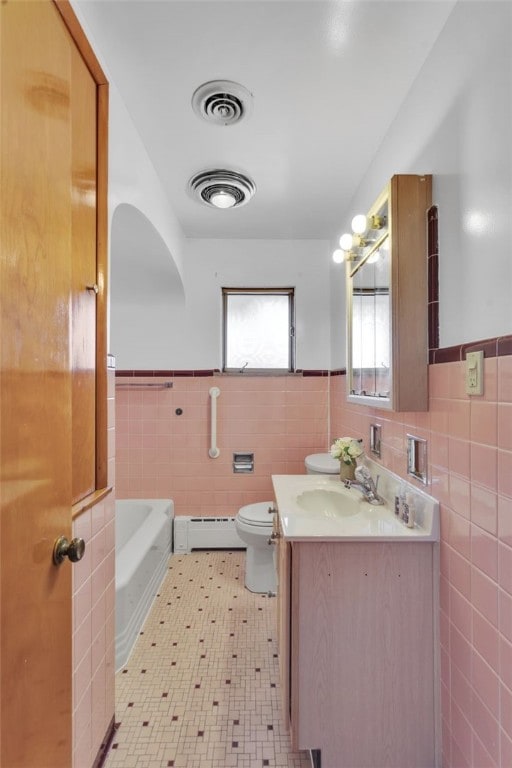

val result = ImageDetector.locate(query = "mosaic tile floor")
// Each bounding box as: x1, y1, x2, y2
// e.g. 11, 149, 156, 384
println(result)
105, 551, 311, 768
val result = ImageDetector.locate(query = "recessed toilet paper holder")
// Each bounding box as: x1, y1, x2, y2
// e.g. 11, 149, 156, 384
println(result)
233, 452, 254, 473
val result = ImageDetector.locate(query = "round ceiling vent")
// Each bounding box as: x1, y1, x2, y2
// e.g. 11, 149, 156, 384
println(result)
188, 169, 256, 209
191, 80, 253, 126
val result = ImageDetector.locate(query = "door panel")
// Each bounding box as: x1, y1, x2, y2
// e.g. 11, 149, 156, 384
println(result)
0, 1, 100, 764
71, 41, 97, 504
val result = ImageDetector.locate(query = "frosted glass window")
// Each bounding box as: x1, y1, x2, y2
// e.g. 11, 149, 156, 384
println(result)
223, 289, 294, 371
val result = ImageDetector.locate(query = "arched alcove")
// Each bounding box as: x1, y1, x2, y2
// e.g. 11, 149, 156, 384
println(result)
110, 203, 185, 369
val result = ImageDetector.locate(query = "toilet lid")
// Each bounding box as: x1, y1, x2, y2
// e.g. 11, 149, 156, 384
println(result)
238, 502, 274, 527
305, 453, 339, 474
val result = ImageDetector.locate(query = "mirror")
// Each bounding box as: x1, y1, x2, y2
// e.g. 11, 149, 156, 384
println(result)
345, 175, 432, 412
347, 194, 391, 407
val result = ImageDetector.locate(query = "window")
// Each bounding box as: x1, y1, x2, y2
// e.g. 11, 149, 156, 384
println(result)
222, 288, 295, 372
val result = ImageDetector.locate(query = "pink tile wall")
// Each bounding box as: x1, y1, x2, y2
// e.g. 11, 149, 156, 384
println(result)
330, 357, 512, 767
72, 368, 116, 768
115, 374, 329, 515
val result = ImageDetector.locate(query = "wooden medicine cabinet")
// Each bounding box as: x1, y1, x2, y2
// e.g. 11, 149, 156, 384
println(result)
346, 174, 432, 411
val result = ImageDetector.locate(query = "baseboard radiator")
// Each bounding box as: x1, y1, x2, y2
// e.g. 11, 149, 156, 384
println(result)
173, 516, 246, 554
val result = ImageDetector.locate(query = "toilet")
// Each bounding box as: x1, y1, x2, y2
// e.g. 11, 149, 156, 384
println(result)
235, 453, 339, 593
235, 502, 276, 593
305, 452, 340, 475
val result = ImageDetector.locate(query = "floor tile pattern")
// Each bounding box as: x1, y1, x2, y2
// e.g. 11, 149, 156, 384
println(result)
105, 551, 311, 768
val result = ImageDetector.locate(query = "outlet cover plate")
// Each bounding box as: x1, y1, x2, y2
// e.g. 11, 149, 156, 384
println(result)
466, 350, 484, 395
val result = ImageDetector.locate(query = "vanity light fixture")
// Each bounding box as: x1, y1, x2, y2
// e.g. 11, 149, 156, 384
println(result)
333, 211, 387, 265
352, 213, 386, 235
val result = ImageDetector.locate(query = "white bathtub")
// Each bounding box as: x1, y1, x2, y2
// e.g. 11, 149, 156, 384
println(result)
115, 498, 174, 671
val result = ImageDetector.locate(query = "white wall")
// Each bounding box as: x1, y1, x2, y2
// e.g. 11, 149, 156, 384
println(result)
330, 0, 512, 363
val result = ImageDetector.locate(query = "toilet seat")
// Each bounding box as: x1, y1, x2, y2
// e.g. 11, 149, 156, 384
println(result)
237, 502, 273, 527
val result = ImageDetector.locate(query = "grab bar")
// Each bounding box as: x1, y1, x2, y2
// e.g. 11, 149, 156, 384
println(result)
209, 386, 221, 458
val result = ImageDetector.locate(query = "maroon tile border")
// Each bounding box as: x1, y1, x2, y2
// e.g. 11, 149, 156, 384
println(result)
93, 716, 118, 768
116, 370, 218, 377
430, 334, 512, 364
115, 336, 512, 381
427, 206, 439, 353
116, 368, 347, 378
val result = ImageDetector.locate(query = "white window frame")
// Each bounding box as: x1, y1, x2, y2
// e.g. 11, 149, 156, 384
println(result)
222, 287, 295, 373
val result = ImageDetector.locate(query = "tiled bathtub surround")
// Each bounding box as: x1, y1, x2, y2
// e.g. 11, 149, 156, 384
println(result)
105, 551, 310, 768
331, 356, 512, 768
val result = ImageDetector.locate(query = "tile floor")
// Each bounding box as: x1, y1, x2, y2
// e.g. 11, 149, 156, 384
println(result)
105, 551, 311, 768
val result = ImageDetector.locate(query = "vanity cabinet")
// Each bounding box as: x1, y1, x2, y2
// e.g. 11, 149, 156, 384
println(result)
347, 174, 432, 411
276, 532, 438, 767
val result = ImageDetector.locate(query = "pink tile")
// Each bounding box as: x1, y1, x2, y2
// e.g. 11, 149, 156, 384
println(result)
471, 687, 500, 764
450, 733, 470, 768
472, 649, 500, 718
482, 356, 498, 403
73, 613, 91, 669
471, 524, 498, 581
501, 682, 512, 740
451, 662, 472, 721
430, 397, 450, 435
498, 355, 512, 403
449, 475, 471, 519
73, 579, 92, 633
471, 484, 498, 536
501, 636, 512, 690
470, 443, 497, 490
449, 361, 468, 400
498, 403, 512, 451
449, 438, 470, 479
473, 610, 500, 672
500, 588, 512, 643
450, 624, 472, 680
448, 400, 471, 441
502, 731, 512, 768
73, 682, 91, 750
430, 362, 451, 398
450, 548, 471, 599
430, 432, 449, 469
73, 648, 92, 711
450, 586, 473, 638
450, 700, 473, 765
472, 731, 499, 768
470, 400, 497, 446
499, 542, 512, 595
471, 566, 498, 626
450, 510, 471, 560
498, 449, 512, 498
498, 496, 512, 545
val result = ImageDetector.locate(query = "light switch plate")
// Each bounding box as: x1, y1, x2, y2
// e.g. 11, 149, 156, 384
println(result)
466, 350, 484, 395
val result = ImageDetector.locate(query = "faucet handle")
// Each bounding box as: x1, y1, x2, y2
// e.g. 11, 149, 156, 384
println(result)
355, 465, 371, 483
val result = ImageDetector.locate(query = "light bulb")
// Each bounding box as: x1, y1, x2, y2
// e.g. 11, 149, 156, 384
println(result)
210, 190, 236, 208
339, 233, 353, 251
332, 249, 345, 264
351, 214, 368, 235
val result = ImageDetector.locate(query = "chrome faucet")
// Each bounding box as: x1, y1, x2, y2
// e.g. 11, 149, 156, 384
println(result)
344, 465, 385, 506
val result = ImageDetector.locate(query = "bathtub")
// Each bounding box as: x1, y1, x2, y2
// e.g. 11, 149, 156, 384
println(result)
115, 499, 174, 671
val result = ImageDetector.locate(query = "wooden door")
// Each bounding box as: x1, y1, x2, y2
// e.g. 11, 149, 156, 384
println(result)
0, 1, 107, 765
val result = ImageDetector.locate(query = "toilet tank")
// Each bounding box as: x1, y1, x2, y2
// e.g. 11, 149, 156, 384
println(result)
305, 453, 339, 474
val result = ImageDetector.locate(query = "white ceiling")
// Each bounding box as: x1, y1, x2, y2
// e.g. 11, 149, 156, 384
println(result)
75, 0, 456, 241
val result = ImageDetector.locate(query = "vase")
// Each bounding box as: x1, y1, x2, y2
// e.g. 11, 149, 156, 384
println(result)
339, 461, 356, 482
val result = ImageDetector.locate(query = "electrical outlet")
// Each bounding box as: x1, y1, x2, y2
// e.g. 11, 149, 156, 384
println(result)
466, 350, 484, 395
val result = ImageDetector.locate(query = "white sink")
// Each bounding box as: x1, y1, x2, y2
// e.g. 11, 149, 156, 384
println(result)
271, 465, 439, 542
296, 488, 362, 518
